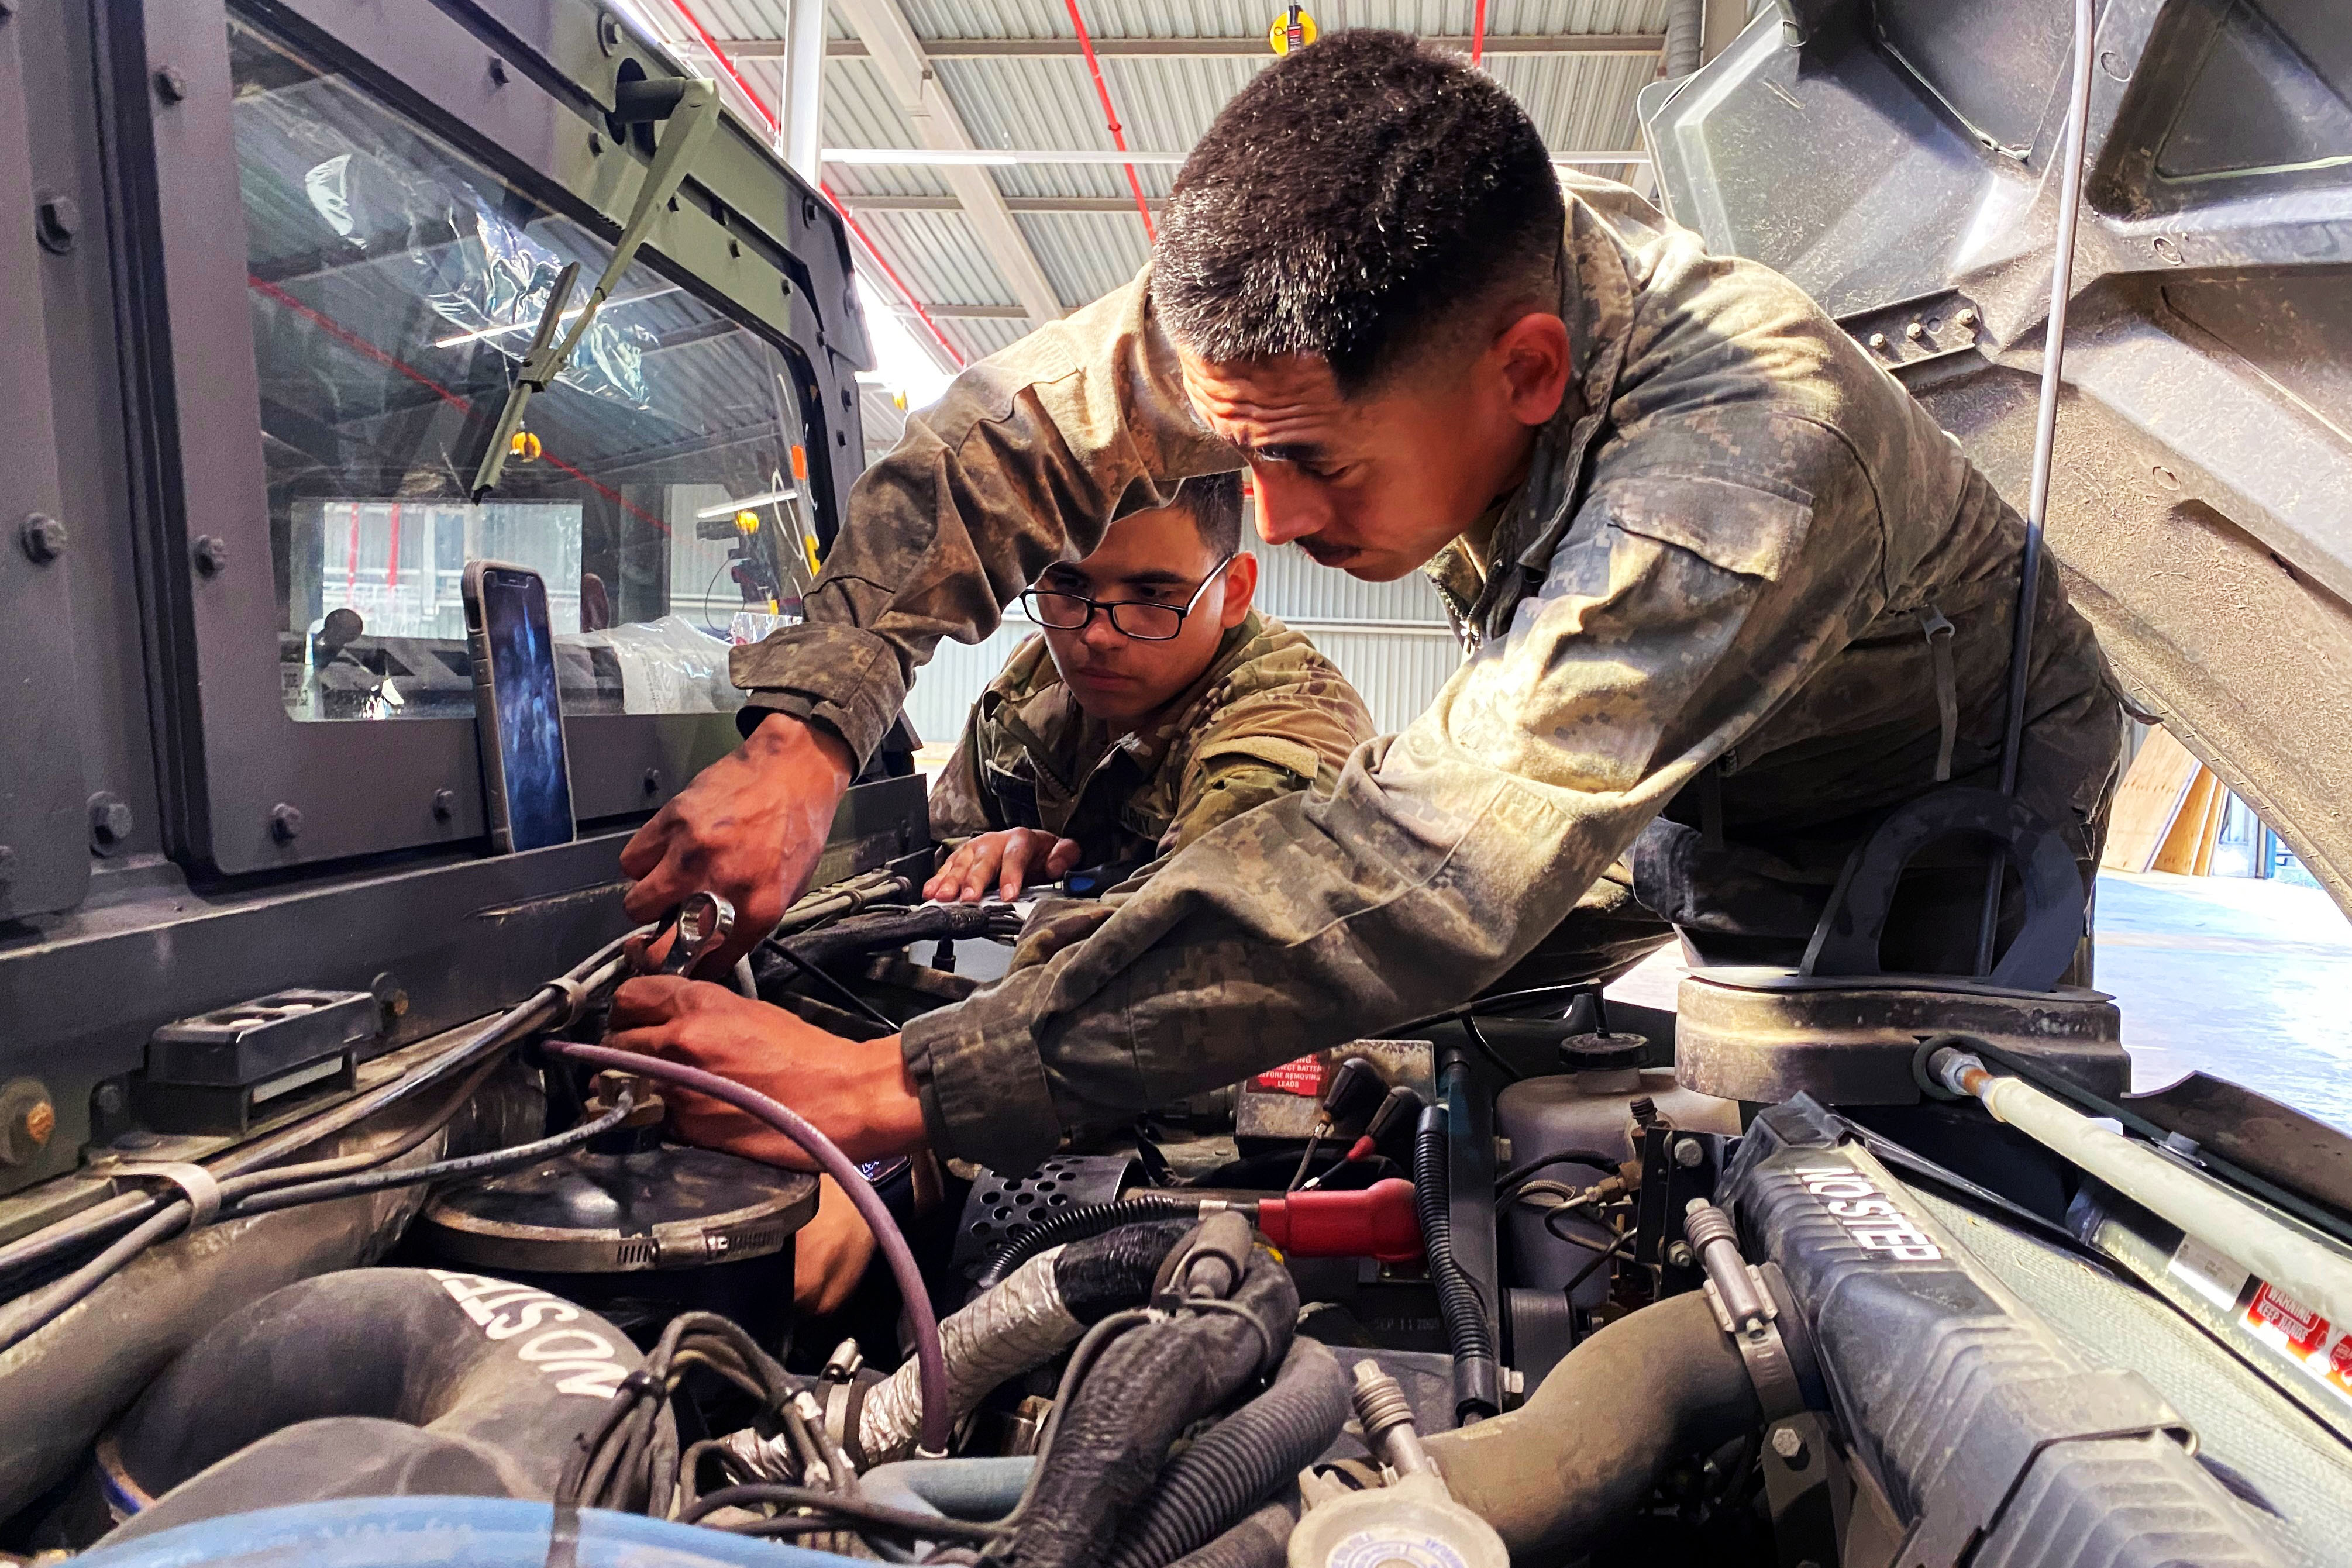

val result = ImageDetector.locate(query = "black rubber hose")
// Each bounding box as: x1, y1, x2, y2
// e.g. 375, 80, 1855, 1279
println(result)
994, 1242, 1300, 1568
1104, 1339, 1348, 1568
1414, 1104, 1498, 1422
1053, 1221, 1197, 1322
1166, 1498, 1300, 1568
1421, 1290, 1763, 1558
974, 1194, 1196, 1288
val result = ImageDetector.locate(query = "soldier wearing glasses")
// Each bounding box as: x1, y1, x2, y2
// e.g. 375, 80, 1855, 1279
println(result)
921, 471, 1373, 903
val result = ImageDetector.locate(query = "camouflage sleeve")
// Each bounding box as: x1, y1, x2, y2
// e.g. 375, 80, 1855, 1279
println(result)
926, 709, 997, 846
1163, 674, 1376, 853
900, 419, 1889, 1173
729, 271, 1242, 766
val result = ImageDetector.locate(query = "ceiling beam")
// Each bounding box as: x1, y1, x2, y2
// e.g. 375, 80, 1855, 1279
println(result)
925, 305, 1031, 319
842, 194, 1162, 213
774, 33, 1666, 58
830, 0, 1065, 325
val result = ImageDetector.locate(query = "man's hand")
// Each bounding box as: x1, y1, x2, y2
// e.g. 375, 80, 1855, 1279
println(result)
605, 976, 926, 1169
619, 714, 853, 968
923, 828, 1082, 903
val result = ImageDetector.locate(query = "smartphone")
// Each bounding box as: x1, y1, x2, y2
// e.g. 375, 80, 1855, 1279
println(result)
463, 561, 576, 853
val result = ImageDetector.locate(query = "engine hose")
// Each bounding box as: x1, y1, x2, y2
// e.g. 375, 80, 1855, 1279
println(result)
99, 1269, 656, 1542
994, 1235, 1300, 1568
973, 1194, 1196, 1288
1104, 1338, 1348, 1568
1413, 1104, 1497, 1422
1166, 1497, 1300, 1568
858, 1221, 1196, 1466
1421, 1290, 1762, 1558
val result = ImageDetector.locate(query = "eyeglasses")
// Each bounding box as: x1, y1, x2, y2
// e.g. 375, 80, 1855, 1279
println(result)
1020, 555, 1234, 642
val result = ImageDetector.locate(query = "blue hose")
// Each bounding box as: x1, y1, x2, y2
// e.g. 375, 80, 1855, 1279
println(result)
75, 1495, 858, 1567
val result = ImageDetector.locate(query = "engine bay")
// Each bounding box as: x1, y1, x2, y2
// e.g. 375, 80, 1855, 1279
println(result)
5, 839, 2348, 1568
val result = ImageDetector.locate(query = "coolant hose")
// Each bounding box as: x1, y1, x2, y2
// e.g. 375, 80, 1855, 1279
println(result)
858, 1221, 1192, 1465
542, 1040, 951, 1456
1413, 1104, 1497, 1421
1422, 1290, 1761, 1557
1105, 1338, 1349, 1568
973, 1194, 1195, 1288
995, 1236, 1301, 1568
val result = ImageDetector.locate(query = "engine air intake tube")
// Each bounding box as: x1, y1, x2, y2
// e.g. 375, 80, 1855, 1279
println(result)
1421, 1290, 1761, 1557
1413, 1104, 1498, 1421
101, 1269, 657, 1540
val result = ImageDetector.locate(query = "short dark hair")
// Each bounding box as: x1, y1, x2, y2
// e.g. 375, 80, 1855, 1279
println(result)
1152, 31, 1566, 393
1176, 470, 1244, 557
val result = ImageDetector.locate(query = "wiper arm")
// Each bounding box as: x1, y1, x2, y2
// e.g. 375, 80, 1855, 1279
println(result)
469, 77, 721, 500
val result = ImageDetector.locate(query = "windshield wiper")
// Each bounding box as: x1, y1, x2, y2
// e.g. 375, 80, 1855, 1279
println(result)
469, 77, 721, 500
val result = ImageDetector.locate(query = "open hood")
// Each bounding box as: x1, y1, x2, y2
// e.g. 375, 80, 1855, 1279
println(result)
1642, 0, 2352, 909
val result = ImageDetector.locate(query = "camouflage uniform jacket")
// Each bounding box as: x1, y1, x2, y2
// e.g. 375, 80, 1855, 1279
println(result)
732, 177, 2121, 1175
927, 610, 1375, 869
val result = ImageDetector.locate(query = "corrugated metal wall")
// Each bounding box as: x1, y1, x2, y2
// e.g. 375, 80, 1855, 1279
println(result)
902, 534, 1464, 743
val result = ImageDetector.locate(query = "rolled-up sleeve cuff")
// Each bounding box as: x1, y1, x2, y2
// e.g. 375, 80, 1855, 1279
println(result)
730, 623, 908, 768
901, 979, 1065, 1175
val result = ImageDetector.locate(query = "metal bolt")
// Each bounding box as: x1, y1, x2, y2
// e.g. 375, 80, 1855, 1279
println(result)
599, 12, 625, 54
88, 791, 132, 854
1903, 319, 1926, 340
1865, 330, 1890, 352
192, 535, 228, 575
1772, 1426, 1810, 1466
432, 787, 456, 820
488, 56, 509, 85
1673, 1136, 1706, 1169
1665, 1240, 1696, 1269
642, 767, 662, 795
1955, 306, 1979, 329
269, 802, 302, 842
153, 66, 188, 101
2153, 235, 2185, 266
371, 970, 410, 1025
35, 192, 78, 253
20, 513, 66, 563
92, 1081, 126, 1116
0, 1081, 57, 1167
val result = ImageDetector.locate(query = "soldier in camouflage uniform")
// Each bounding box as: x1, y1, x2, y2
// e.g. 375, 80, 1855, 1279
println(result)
922, 473, 1373, 902
612, 33, 2123, 1183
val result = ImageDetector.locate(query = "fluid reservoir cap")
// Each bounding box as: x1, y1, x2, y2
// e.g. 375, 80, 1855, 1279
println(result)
1556, 1032, 1648, 1073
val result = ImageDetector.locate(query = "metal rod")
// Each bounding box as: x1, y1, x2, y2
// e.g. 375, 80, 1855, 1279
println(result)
1978, 0, 2097, 973
1931, 1045, 2352, 1342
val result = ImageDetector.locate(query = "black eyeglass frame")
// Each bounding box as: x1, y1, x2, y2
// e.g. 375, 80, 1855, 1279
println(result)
1018, 554, 1236, 642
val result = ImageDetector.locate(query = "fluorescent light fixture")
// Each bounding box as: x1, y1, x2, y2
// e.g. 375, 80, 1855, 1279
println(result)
694, 488, 798, 520
432, 285, 682, 349
819, 147, 1648, 167
822, 147, 1188, 166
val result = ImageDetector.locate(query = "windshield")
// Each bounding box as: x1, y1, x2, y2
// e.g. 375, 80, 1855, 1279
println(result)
230, 14, 814, 721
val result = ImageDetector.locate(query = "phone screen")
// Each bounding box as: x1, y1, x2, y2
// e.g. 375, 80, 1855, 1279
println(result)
480, 567, 575, 850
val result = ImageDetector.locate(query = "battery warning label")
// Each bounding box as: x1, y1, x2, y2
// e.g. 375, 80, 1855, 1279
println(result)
1252, 1057, 1325, 1097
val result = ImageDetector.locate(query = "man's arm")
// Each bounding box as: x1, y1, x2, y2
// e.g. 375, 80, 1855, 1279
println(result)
903, 426, 1890, 1173
623, 271, 1234, 950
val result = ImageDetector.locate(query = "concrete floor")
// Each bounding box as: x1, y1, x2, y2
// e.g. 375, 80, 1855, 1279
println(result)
1607, 870, 2352, 1135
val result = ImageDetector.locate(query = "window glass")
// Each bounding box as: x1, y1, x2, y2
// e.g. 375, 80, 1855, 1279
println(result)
230, 16, 816, 720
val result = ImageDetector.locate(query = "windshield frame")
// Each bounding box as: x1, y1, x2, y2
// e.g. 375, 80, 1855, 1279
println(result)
119, 0, 870, 874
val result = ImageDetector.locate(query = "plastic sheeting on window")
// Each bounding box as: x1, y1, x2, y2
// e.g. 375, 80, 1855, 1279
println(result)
232, 63, 653, 409
562, 617, 744, 715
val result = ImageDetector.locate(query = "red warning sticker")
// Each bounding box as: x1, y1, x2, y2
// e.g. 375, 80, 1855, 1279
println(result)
1252, 1056, 1325, 1098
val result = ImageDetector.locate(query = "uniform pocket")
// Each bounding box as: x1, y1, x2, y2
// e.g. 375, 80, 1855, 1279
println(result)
1600, 469, 1816, 581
